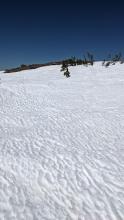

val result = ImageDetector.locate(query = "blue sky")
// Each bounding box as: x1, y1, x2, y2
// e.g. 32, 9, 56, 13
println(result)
0, 0, 124, 69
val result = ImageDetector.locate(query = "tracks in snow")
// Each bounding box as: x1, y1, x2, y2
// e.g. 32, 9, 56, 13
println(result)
0, 65, 124, 219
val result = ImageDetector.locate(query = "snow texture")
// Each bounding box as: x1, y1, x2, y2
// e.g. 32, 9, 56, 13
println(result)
0, 62, 124, 220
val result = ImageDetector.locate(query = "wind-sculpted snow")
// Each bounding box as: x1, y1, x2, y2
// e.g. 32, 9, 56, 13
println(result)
0, 63, 124, 219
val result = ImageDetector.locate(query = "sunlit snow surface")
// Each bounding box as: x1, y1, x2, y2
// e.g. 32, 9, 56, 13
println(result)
0, 63, 124, 220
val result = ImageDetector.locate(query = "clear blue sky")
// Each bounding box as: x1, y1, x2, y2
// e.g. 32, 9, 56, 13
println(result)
0, 0, 124, 69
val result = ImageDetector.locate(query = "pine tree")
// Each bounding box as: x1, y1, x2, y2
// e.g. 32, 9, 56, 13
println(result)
60, 61, 71, 78
64, 67, 70, 78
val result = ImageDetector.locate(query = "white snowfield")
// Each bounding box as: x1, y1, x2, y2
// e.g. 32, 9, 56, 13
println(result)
0, 62, 124, 220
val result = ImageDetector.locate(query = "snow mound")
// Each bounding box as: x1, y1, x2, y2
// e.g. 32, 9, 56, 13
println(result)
0, 63, 124, 220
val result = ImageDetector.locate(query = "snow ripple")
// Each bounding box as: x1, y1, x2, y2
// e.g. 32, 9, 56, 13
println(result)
0, 64, 124, 219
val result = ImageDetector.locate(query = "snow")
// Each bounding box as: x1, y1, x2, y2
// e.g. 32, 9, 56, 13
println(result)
0, 62, 124, 220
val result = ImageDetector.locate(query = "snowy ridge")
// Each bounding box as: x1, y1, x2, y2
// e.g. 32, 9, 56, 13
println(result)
0, 63, 124, 219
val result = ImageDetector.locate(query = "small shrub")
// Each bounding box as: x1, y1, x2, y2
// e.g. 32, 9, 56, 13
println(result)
64, 67, 70, 78
60, 61, 71, 78
105, 61, 111, 67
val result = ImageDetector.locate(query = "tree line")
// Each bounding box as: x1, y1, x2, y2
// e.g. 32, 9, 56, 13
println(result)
4, 52, 124, 75
61, 52, 124, 78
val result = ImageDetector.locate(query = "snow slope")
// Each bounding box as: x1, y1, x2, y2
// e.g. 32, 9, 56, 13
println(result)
0, 63, 124, 220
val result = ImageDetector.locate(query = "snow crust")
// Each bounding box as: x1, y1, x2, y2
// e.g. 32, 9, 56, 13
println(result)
0, 62, 124, 219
